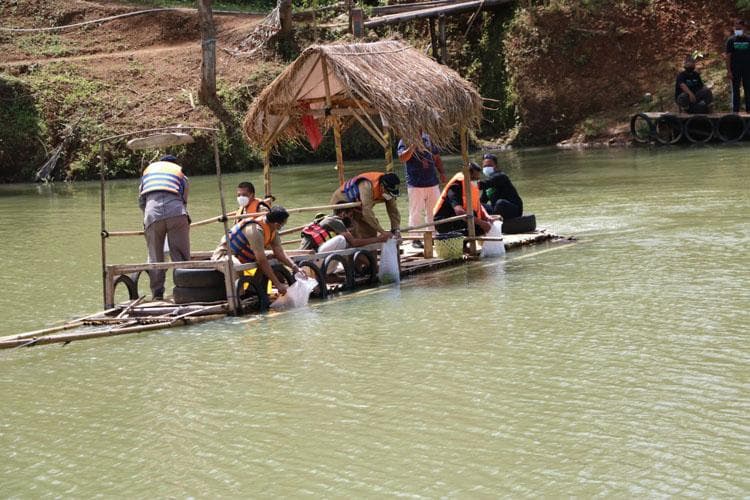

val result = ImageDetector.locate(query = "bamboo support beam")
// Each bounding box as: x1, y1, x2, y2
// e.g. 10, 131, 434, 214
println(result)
383, 123, 394, 172
400, 214, 466, 233
460, 126, 477, 255
263, 148, 272, 198
351, 110, 387, 148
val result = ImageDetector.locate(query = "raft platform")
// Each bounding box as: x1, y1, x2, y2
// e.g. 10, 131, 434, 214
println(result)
630, 112, 750, 144
0, 230, 568, 349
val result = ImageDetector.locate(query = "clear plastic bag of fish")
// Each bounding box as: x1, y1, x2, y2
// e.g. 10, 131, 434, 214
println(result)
480, 221, 506, 258
377, 238, 400, 284
270, 273, 318, 310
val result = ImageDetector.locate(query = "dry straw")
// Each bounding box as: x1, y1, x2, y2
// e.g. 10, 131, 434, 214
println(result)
243, 40, 483, 151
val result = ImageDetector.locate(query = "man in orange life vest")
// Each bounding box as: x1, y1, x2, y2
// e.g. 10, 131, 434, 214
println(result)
211, 206, 300, 295
233, 181, 271, 224
299, 204, 391, 253
433, 162, 492, 236
329, 172, 401, 239
138, 154, 190, 300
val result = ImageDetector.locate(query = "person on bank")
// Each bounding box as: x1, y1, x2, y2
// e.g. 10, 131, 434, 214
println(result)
329, 172, 401, 238
211, 206, 301, 295
433, 162, 492, 236
675, 55, 713, 114
299, 203, 391, 253
397, 132, 447, 246
726, 19, 750, 113
234, 181, 270, 223
138, 154, 190, 300
478, 153, 524, 220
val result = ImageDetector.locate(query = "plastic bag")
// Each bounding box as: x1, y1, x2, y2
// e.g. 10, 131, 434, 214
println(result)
270, 273, 318, 310
377, 238, 400, 284
480, 221, 506, 258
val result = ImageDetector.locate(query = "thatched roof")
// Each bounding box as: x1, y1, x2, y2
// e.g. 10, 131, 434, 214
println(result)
242, 40, 483, 151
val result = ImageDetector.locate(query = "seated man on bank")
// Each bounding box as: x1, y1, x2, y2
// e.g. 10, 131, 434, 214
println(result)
233, 181, 271, 224
211, 206, 301, 295
433, 162, 492, 236
329, 171, 401, 239
675, 55, 713, 114
478, 153, 524, 220
299, 203, 392, 253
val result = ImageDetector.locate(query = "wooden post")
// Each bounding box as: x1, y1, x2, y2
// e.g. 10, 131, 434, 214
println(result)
104, 269, 115, 309
383, 119, 394, 172
213, 134, 238, 314
460, 126, 477, 255
99, 142, 108, 308
424, 230, 434, 258
346, 0, 353, 33
263, 148, 271, 197
351, 8, 364, 38
438, 14, 447, 65
429, 18, 439, 62
322, 56, 345, 185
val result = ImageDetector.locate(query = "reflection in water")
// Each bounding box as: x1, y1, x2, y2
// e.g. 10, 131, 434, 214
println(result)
0, 148, 748, 496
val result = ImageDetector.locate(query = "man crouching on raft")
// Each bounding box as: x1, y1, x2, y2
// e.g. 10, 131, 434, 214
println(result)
211, 206, 300, 295
433, 162, 492, 236
299, 203, 392, 254
329, 172, 401, 239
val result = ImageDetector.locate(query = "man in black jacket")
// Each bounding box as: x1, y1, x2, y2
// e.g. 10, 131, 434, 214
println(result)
726, 19, 750, 113
478, 154, 523, 220
675, 55, 713, 113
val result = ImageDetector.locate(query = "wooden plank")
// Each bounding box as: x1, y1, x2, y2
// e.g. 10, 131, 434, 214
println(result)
365, 0, 513, 28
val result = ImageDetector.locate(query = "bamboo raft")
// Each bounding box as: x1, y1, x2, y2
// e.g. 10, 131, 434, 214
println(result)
630, 112, 750, 144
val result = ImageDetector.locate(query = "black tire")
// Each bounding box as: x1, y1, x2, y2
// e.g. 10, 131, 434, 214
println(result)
352, 250, 377, 286
114, 274, 139, 300
653, 114, 683, 145
252, 264, 296, 298
684, 115, 714, 143
235, 276, 266, 313
630, 113, 654, 143
172, 286, 227, 304
298, 260, 328, 299
501, 214, 537, 234
323, 254, 355, 290
173, 268, 225, 288
717, 113, 746, 142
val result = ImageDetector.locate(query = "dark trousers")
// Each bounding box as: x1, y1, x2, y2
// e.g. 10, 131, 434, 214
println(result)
731, 68, 750, 112
676, 87, 713, 114
483, 200, 522, 220
434, 215, 485, 236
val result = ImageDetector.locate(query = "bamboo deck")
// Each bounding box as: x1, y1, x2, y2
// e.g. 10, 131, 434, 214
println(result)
0, 230, 566, 350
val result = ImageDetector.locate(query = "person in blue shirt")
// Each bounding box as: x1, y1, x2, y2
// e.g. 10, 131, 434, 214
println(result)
675, 55, 712, 113
397, 132, 447, 247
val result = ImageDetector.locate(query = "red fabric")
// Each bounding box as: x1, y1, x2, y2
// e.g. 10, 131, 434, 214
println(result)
302, 114, 323, 150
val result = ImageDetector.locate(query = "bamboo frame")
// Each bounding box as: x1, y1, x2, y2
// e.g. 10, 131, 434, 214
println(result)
460, 126, 477, 255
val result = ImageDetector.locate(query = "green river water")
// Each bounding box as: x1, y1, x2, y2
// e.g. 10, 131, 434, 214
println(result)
0, 147, 748, 497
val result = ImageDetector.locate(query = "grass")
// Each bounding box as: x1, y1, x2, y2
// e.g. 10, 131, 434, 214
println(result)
16, 33, 76, 57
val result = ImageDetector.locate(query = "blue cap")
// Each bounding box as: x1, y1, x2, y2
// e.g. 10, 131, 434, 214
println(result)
160, 155, 178, 162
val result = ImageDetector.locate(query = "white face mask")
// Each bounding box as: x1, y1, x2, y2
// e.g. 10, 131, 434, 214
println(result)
382, 192, 394, 201
735, 29, 744, 36
237, 195, 250, 208
482, 166, 495, 177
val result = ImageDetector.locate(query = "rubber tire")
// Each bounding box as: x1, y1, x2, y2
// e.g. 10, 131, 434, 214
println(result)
114, 274, 139, 300
323, 254, 355, 290
235, 276, 266, 313
653, 115, 683, 145
298, 260, 328, 299
352, 250, 377, 286
172, 285, 227, 304
502, 214, 537, 234
252, 264, 296, 298
630, 113, 654, 143
684, 115, 714, 143
173, 268, 225, 288
717, 113, 745, 142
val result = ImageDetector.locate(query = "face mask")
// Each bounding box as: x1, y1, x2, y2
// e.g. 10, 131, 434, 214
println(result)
735, 29, 744, 36
237, 195, 250, 207
382, 192, 393, 201
482, 166, 495, 177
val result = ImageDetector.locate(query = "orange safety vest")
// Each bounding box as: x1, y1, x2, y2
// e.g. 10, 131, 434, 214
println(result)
139, 161, 186, 198
235, 198, 269, 221
341, 172, 386, 202
226, 218, 276, 263
301, 223, 336, 250
433, 172, 483, 217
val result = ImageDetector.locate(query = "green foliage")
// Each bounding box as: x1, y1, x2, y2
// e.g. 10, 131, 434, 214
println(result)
737, 0, 750, 11
16, 33, 75, 57
0, 74, 46, 182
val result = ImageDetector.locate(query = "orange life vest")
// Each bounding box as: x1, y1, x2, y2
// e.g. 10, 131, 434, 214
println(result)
235, 198, 269, 221
341, 172, 386, 202
301, 223, 336, 250
226, 218, 276, 263
433, 172, 483, 217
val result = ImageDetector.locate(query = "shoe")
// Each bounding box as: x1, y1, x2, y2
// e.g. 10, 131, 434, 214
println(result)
412, 239, 424, 249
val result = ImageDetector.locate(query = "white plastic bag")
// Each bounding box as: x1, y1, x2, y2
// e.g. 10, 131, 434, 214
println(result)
270, 273, 318, 310
377, 238, 400, 284
480, 221, 506, 258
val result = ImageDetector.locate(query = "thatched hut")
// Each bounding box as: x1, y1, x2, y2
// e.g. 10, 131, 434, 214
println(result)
242, 40, 483, 189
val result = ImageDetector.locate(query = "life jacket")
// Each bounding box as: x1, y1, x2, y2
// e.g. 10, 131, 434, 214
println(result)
433, 172, 483, 217
235, 198, 270, 220
341, 172, 385, 202
301, 223, 336, 250
226, 218, 276, 263
139, 161, 186, 198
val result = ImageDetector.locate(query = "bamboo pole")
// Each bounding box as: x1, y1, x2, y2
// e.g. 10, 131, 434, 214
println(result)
321, 56, 346, 186
263, 148, 271, 198
460, 126, 477, 255
213, 134, 238, 314
99, 141, 108, 308
439, 14, 447, 65
350, 110, 387, 148
383, 123, 394, 172
424, 231, 434, 258
116, 296, 145, 318
400, 214, 466, 233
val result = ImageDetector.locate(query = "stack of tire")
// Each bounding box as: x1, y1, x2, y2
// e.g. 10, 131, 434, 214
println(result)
172, 269, 227, 304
